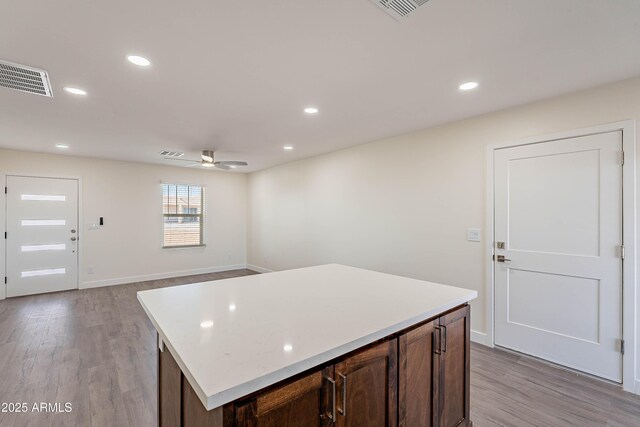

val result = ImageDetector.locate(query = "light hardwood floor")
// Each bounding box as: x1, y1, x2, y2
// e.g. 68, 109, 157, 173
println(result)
0, 271, 638, 426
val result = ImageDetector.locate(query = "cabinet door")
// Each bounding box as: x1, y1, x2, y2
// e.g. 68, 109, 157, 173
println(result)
235, 367, 333, 427
334, 339, 397, 427
398, 320, 437, 427
437, 305, 471, 427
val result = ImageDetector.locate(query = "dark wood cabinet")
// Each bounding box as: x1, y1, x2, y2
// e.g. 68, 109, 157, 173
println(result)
436, 305, 471, 427
234, 340, 397, 427
334, 339, 397, 427
158, 304, 470, 427
158, 347, 182, 427
235, 367, 334, 427
399, 320, 437, 427
398, 305, 471, 427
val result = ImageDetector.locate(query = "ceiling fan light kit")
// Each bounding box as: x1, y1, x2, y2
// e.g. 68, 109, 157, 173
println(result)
201, 150, 214, 163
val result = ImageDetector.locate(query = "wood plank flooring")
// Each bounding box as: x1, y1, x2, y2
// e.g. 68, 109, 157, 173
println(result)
0, 270, 257, 427
470, 344, 640, 426
0, 271, 638, 426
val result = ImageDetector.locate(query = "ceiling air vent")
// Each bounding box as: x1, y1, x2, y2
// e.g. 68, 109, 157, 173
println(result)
371, 0, 431, 20
0, 60, 53, 97
160, 150, 184, 158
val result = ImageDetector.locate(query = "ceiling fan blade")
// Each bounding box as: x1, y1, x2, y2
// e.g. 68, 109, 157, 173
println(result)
164, 157, 199, 163
214, 161, 248, 166
215, 164, 231, 170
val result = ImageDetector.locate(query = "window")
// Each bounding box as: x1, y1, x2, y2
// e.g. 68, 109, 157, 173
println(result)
162, 183, 204, 248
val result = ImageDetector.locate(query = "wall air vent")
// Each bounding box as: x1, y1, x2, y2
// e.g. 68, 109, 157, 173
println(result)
160, 150, 184, 158
0, 60, 53, 97
371, 0, 431, 20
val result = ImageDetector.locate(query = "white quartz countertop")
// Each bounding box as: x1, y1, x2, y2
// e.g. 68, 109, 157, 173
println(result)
137, 264, 477, 410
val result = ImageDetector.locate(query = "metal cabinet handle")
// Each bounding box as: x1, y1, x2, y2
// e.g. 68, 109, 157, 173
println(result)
433, 327, 442, 355
441, 325, 447, 353
324, 376, 336, 422
338, 373, 347, 416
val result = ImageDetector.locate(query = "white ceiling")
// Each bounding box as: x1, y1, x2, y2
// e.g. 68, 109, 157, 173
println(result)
1, 0, 639, 172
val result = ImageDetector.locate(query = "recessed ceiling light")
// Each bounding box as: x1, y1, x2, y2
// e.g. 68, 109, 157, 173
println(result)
459, 81, 478, 91
283, 344, 293, 352
63, 87, 87, 96
127, 55, 151, 67
229, 304, 236, 311
283, 145, 294, 151
304, 107, 319, 114
55, 143, 69, 149
200, 320, 214, 328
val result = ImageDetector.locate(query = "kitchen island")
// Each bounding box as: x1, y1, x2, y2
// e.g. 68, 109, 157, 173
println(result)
138, 264, 477, 427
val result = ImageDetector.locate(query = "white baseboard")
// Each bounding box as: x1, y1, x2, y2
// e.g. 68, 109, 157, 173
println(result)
471, 330, 488, 346
80, 264, 247, 289
246, 264, 274, 274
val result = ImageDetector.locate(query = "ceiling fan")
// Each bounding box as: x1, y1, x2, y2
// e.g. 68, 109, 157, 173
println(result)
164, 150, 248, 170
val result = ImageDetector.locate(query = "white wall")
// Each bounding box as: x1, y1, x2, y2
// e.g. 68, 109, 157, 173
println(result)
247, 76, 640, 388
0, 149, 247, 297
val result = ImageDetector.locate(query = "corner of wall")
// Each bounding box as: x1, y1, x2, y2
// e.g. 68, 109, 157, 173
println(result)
471, 330, 488, 346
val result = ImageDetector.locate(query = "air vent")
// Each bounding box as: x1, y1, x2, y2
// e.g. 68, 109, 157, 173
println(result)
371, 0, 431, 20
160, 150, 184, 158
0, 60, 53, 97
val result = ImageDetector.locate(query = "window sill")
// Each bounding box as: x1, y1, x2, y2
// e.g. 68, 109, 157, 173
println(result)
162, 244, 207, 249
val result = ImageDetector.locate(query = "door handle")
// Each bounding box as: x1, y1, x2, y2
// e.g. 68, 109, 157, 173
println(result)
495, 254, 511, 263
324, 375, 336, 422
70, 237, 77, 242
337, 373, 347, 416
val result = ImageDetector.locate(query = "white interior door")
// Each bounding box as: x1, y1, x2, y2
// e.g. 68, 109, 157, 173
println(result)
6, 175, 79, 297
494, 131, 623, 382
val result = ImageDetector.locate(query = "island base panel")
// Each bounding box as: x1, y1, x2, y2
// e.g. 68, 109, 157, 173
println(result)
158, 345, 224, 427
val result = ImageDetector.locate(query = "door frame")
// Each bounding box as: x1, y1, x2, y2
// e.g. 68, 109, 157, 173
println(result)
0, 172, 83, 299
484, 120, 637, 393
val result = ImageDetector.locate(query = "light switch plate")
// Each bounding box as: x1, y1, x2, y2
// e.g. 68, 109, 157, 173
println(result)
467, 228, 481, 242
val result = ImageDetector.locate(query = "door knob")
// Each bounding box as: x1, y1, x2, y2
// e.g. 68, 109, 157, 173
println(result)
70, 237, 77, 242
495, 254, 511, 263
71, 229, 76, 233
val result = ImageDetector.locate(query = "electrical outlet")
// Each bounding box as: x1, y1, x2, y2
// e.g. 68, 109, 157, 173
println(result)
467, 228, 481, 242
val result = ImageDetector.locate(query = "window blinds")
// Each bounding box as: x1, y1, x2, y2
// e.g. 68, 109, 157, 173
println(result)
162, 183, 204, 247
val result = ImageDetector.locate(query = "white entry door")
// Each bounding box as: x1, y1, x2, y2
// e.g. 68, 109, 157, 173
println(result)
6, 175, 79, 297
494, 131, 623, 382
